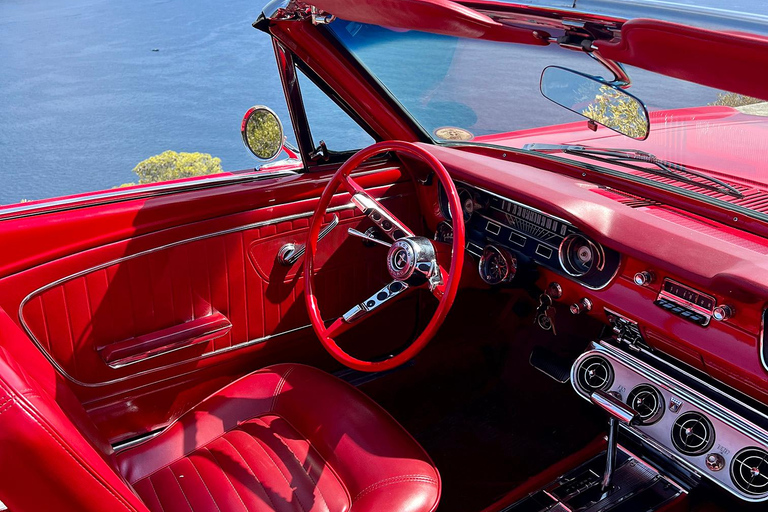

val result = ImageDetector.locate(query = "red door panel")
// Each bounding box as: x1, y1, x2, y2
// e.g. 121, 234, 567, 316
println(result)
0, 170, 420, 441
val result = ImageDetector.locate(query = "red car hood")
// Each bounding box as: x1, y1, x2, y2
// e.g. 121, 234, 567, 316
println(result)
476, 105, 768, 190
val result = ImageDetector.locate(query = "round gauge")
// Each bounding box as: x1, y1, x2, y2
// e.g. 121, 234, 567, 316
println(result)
558, 233, 604, 277
457, 188, 474, 222
478, 245, 517, 285
433, 221, 454, 244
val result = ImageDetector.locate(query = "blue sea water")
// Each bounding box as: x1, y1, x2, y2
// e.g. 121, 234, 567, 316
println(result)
1, 0, 767, 205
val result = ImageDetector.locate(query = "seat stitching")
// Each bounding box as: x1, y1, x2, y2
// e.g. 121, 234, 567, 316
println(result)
204, 446, 250, 512
127, 411, 271, 484
236, 428, 308, 512
271, 366, 294, 413
219, 434, 278, 511
267, 414, 352, 506
353, 475, 438, 503
145, 475, 166, 512
251, 416, 331, 512
168, 466, 195, 512
187, 456, 223, 512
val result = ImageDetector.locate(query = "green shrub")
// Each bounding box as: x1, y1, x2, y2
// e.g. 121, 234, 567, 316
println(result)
117, 150, 223, 188
709, 92, 762, 107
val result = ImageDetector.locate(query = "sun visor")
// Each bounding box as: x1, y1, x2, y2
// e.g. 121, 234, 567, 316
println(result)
310, 0, 549, 45
596, 18, 768, 101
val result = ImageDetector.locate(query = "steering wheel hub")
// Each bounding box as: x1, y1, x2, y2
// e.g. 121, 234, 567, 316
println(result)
387, 237, 437, 283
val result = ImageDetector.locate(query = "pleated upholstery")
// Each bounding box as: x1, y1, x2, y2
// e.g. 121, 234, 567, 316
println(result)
118, 364, 440, 512
132, 415, 348, 512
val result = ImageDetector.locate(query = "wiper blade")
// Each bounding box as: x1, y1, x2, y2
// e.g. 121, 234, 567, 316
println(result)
523, 143, 744, 199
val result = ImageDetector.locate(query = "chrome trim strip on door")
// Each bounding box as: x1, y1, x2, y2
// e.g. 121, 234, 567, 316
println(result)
18, 203, 359, 388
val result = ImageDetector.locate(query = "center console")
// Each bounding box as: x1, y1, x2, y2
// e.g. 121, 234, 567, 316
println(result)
501, 336, 768, 512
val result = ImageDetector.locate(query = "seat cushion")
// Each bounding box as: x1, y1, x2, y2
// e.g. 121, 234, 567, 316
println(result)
116, 364, 440, 512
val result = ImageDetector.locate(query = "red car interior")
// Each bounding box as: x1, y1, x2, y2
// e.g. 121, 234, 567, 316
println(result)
2, 1, 768, 511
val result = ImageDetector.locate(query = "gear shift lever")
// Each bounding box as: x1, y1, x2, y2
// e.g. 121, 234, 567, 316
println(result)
590, 390, 639, 492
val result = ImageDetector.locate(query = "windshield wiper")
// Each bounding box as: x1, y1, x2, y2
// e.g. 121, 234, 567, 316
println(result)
523, 143, 744, 199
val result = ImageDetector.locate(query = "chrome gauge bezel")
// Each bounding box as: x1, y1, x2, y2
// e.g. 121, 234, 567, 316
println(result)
478, 245, 517, 285
558, 233, 605, 277
571, 341, 768, 502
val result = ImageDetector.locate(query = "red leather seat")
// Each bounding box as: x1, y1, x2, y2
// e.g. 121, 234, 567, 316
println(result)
0, 310, 440, 512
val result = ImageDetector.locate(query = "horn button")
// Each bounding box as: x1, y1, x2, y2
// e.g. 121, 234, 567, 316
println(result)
387, 237, 439, 286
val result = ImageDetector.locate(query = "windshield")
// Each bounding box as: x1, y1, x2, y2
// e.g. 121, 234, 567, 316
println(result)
327, 20, 768, 199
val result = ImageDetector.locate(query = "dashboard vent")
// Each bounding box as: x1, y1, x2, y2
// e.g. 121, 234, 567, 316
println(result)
575, 355, 614, 393
671, 412, 715, 456
731, 447, 768, 497
627, 384, 664, 425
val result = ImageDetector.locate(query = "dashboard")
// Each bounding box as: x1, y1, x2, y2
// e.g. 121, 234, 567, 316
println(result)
437, 182, 621, 289
433, 176, 768, 503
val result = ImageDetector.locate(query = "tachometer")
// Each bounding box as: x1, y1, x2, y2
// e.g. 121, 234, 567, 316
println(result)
479, 245, 517, 285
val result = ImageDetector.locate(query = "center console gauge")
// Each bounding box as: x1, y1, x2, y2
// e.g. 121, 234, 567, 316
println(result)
478, 245, 517, 285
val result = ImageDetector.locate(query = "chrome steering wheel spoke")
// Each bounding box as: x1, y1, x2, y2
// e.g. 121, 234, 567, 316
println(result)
340, 174, 414, 241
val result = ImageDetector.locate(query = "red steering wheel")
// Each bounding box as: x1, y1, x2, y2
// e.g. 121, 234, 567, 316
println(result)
304, 141, 465, 372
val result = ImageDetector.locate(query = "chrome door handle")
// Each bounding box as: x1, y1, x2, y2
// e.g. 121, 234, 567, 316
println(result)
277, 214, 339, 266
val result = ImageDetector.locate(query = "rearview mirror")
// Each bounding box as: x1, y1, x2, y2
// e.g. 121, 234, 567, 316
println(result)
241, 106, 284, 161
540, 66, 650, 140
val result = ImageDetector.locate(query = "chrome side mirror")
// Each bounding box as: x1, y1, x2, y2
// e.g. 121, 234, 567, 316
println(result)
241, 106, 285, 161
540, 66, 650, 140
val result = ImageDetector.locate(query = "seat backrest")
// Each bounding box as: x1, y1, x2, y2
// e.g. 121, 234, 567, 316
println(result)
0, 308, 148, 512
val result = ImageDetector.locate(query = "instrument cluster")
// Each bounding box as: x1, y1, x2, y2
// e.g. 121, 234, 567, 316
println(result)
437, 183, 621, 289
573, 341, 768, 502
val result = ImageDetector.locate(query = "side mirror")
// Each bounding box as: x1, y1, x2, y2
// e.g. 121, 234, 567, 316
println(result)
241, 106, 287, 161
540, 66, 650, 140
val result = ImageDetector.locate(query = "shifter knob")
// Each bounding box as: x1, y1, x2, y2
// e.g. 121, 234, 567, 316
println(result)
590, 389, 641, 493
591, 390, 639, 425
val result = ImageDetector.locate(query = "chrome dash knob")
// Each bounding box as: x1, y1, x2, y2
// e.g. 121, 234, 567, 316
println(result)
712, 305, 734, 321
633, 271, 654, 286
570, 297, 593, 315
547, 282, 563, 300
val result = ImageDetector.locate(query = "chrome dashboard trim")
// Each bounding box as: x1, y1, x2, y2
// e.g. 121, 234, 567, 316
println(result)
463, 181, 574, 229
17, 200, 364, 388
456, 182, 620, 290
572, 341, 768, 502
760, 307, 768, 374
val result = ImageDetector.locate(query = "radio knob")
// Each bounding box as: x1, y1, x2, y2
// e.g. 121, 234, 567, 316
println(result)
633, 271, 654, 286
570, 298, 593, 315
712, 305, 734, 321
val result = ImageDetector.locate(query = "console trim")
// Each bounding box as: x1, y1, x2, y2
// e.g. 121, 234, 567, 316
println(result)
572, 341, 768, 502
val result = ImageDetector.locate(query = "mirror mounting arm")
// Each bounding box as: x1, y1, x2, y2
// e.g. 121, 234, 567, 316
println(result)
553, 31, 631, 89
587, 48, 631, 89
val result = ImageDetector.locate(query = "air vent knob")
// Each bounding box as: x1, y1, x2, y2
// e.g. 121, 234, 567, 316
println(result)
713, 304, 734, 321
570, 297, 593, 315
633, 271, 654, 286
706, 453, 725, 471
